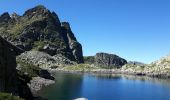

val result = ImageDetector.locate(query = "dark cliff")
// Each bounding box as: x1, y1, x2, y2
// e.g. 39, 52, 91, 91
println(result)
84, 52, 127, 68
0, 36, 33, 100
0, 5, 84, 63
95, 53, 127, 68
0, 36, 18, 94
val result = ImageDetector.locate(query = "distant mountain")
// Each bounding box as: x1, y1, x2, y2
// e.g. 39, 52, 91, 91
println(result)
128, 61, 145, 66
0, 5, 83, 63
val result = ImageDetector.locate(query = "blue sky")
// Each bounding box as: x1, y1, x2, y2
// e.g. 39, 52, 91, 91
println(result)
0, 0, 170, 63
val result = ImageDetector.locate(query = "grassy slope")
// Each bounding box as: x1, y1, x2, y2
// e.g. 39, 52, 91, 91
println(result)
60, 63, 170, 75
0, 93, 24, 100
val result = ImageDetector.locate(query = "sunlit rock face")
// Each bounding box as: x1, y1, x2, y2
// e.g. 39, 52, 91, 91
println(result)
0, 5, 84, 63
151, 55, 170, 67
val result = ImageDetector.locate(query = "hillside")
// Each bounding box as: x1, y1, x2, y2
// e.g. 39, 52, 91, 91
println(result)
0, 5, 83, 63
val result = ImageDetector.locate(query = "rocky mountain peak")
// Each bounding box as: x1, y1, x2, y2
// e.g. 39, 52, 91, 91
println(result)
0, 12, 11, 23
61, 22, 71, 30
11, 13, 20, 20
23, 5, 49, 17
0, 5, 84, 64
52, 12, 61, 24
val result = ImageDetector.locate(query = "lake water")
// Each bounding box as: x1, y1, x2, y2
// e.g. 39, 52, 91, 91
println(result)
39, 72, 170, 100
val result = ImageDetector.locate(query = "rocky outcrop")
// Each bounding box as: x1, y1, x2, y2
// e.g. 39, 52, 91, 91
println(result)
95, 53, 127, 68
17, 51, 76, 69
151, 55, 170, 67
28, 77, 55, 95
0, 5, 84, 63
120, 55, 170, 78
84, 52, 127, 68
0, 36, 33, 100
61, 22, 84, 63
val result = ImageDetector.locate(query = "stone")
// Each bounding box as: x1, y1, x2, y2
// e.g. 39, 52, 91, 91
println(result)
95, 53, 127, 68
17, 51, 76, 69
84, 52, 127, 68
0, 5, 84, 64
28, 77, 55, 95
0, 12, 11, 23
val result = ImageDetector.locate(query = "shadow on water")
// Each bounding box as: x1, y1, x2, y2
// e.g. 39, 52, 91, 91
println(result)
39, 72, 84, 100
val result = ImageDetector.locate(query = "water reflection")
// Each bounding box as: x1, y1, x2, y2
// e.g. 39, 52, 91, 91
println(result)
39, 72, 170, 100
89, 73, 170, 87
39, 72, 83, 100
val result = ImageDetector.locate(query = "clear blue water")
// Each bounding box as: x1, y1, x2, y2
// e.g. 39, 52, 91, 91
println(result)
39, 72, 170, 100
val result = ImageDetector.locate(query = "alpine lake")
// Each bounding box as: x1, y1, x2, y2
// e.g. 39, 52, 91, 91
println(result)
38, 72, 170, 100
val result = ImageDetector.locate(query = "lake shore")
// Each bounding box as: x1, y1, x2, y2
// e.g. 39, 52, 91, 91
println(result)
28, 77, 55, 96
38, 71, 170, 100
50, 68, 170, 79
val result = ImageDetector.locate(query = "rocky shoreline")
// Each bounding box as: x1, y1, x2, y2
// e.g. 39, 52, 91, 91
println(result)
28, 77, 55, 96
52, 68, 170, 79
0, 5, 170, 100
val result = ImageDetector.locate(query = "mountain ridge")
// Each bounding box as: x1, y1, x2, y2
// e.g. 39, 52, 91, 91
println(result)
0, 5, 84, 63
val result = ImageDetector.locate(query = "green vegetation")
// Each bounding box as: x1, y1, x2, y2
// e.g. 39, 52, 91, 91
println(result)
9, 17, 45, 36
33, 41, 47, 50
32, 37, 67, 51
84, 56, 95, 64
62, 64, 101, 71
17, 60, 40, 77
0, 93, 24, 100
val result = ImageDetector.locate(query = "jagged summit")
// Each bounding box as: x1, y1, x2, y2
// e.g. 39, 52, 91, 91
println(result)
0, 12, 11, 23
23, 5, 50, 18
0, 5, 84, 63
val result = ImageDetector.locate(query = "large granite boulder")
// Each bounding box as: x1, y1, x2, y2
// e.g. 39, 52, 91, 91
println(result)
0, 5, 84, 64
